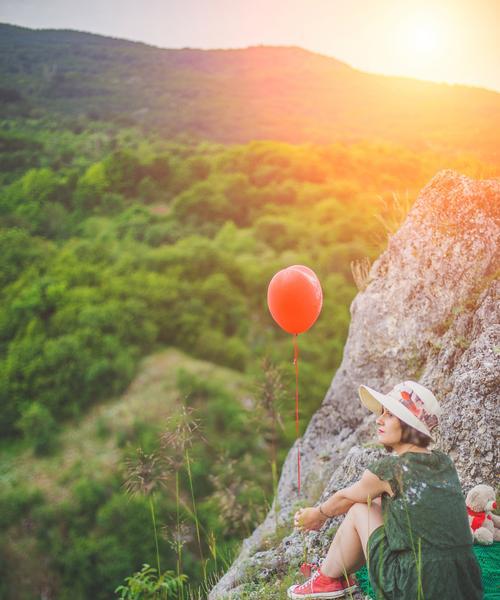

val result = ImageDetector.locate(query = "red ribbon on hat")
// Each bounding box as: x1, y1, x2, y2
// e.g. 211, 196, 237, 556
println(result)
399, 388, 439, 432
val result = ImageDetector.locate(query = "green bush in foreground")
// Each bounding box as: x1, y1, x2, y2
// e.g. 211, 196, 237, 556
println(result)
115, 563, 187, 599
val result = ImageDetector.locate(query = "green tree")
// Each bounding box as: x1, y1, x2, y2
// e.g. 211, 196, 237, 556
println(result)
74, 162, 109, 212
103, 149, 142, 196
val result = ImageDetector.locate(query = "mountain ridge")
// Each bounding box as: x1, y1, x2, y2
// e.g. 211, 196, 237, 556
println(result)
1, 22, 497, 92
1, 22, 499, 164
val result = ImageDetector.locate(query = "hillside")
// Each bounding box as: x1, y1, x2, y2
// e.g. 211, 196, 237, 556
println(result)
2, 348, 250, 503
1, 23, 499, 165
0, 347, 257, 598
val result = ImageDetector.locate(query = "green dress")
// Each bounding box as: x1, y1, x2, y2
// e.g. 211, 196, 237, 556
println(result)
365, 449, 484, 600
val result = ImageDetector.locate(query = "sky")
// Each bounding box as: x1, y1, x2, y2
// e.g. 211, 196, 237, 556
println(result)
1, 0, 499, 93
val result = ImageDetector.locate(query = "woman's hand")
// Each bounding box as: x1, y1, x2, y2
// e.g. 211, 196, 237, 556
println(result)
294, 506, 328, 532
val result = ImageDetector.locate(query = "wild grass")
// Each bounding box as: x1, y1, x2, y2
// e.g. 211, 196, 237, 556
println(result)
0, 348, 255, 598
118, 399, 218, 598
113, 354, 293, 598
160, 403, 209, 582
123, 447, 171, 577
350, 256, 372, 293
116, 356, 274, 600
251, 356, 287, 529
373, 190, 414, 242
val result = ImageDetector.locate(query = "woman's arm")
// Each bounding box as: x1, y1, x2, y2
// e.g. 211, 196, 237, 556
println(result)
321, 470, 390, 517
320, 490, 358, 517
295, 471, 388, 530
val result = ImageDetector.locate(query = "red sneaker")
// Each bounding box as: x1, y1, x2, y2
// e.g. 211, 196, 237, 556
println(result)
287, 567, 357, 599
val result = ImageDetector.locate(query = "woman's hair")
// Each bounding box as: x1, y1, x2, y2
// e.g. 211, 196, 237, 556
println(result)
382, 417, 432, 453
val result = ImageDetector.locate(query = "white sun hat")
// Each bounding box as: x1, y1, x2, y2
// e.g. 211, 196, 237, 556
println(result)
358, 380, 441, 441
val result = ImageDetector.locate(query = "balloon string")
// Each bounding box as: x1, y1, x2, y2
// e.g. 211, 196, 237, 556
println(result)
293, 333, 301, 494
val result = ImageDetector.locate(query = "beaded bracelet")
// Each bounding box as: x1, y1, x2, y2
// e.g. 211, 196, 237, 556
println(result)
318, 503, 334, 519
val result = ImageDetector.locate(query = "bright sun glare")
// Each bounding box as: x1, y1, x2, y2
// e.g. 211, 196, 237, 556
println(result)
410, 22, 439, 53
400, 11, 447, 58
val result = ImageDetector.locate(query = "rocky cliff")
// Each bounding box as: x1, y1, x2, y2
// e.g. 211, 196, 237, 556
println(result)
209, 169, 500, 599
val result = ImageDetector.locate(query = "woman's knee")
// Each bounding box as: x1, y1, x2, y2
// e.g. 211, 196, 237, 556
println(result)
347, 502, 369, 516
349, 503, 384, 556
348, 501, 382, 522
343, 502, 367, 523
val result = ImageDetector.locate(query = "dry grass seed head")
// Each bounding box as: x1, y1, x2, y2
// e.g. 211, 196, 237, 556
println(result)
252, 357, 286, 431
161, 519, 194, 550
209, 455, 254, 535
123, 447, 171, 497
160, 403, 207, 453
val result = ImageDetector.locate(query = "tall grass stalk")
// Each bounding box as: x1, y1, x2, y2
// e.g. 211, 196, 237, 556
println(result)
271, 459, 280, 529
373, 190, 413, 239
350, 256, 372, 292
175, 470, 185, 600
149, 496, 162, 577
302, 542, 308, 567
366, 494, 372, 598
339, 562, 355, 600
185, 447, 206, 580
401, 485, 424, 600
207, 529, 218, 572
185, 566, 227, 600
417, 536, 423, 600
254, 357, 286, 531
123, 448, 171, 599
160, 401, 208, 588
332, 508, 357, 600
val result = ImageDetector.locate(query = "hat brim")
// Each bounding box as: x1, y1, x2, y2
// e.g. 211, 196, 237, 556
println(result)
358, 384, 435, 441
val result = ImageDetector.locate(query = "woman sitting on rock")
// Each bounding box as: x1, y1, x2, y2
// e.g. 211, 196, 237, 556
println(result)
288, 380, 484, 599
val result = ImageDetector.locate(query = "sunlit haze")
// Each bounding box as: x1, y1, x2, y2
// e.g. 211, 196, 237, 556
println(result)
1, 0, 499, 92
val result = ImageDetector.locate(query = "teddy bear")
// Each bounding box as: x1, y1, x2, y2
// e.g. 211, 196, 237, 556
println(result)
465, 484, 500, 545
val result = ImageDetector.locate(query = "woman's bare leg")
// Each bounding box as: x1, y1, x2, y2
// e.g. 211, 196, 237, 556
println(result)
319, 500, 384, 579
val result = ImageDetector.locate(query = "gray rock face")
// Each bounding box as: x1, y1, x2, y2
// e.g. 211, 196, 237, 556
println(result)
209, 169, 500, 599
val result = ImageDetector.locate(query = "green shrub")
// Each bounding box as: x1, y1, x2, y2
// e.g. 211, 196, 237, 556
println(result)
95, 416, 112, 439
0, 484, 45, 528
72, 478, 109, 518
115, 563, 188, 599
16, 401, 60, 455
116, 419, 159, 453
194, 329, 248, 371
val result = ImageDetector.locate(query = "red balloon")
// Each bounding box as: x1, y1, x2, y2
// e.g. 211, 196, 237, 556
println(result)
267, 265, 323, 334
